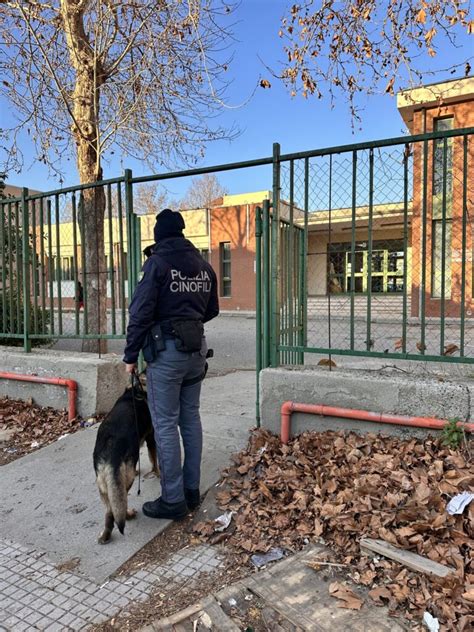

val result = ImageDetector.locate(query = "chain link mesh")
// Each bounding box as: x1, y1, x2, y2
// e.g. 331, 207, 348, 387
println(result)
278, 132, 473, 363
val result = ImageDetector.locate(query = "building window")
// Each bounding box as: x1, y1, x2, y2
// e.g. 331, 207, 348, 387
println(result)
61, 256, 74, 281
200, 249, 209, 262
328, 240, 405, 294
431, 117, 453, 298
121, 251, 128, 282
220, 242, 231, 297
50, 256, 75, 281
106, 255, 114, 281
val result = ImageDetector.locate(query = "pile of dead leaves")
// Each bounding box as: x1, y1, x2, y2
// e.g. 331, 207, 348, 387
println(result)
194, 429, 473, 630
0, 396, 82, 465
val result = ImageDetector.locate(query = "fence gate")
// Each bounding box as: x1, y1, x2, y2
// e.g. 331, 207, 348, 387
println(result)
258, 126, 474, 387
256, 191, 306, 399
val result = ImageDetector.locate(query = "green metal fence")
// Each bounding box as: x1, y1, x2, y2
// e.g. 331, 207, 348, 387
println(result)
1, 126, 473, 372
0, 178, 142, 350
0, 157, 275, 352
257, 127, 474, 374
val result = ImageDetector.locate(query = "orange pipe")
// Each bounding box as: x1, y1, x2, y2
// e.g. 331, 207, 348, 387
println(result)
280, 401, 474, 444
0, 371, 78, 421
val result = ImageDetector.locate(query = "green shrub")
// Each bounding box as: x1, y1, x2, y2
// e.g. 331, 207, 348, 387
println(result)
0, 291, 50, 347
441, 418, 466, 450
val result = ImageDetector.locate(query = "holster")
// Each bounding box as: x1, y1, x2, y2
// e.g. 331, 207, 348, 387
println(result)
171, 319, 204, 352
142, 323, 166, 362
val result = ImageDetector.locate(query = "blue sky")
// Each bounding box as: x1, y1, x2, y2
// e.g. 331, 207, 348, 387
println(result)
1, 0, 472, 197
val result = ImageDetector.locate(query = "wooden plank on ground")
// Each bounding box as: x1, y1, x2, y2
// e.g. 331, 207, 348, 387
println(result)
148, 595, 240, 631
360, 538, 455, 578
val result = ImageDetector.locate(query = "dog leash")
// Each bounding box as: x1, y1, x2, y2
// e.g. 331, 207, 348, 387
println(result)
130, 371, 142, 496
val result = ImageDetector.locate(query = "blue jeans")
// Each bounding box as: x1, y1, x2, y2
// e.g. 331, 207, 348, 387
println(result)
146, 338, 207, 503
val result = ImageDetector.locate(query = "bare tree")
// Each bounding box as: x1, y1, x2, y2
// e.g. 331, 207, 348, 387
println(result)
0, 0, 236, 351
274, 0, 473, 119
179, 174, 228, 210
134, 183, 176, 216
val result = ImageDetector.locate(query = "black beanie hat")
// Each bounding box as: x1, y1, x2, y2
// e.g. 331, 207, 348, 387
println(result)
154, 208, 185, 242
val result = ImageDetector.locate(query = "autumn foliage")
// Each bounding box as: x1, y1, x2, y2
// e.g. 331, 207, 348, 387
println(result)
195, 428, 473, 629
276, 1, 473, 117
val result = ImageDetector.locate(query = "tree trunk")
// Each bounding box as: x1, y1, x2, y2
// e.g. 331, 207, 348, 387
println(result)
74, 68, 107, 354
60, 0, 109, 353
78, 173, 107, 355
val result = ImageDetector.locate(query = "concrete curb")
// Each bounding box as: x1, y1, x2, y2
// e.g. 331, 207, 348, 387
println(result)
0, 347, 128, 417
260, 366, 473, 437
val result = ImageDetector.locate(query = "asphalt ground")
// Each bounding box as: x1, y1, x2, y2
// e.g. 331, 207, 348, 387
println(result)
50, 313, 256, 376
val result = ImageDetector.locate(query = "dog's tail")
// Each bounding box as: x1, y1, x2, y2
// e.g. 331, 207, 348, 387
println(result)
96, 462, 128, 534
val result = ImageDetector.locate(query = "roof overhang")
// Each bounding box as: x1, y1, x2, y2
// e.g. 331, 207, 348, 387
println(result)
397, 77, 474, 130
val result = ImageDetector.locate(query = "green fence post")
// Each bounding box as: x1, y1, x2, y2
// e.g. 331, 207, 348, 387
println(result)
439, 137, 448, 354
350, 150, 357, 350
262, 199, 271, 368
255, 205, 262, 426
107, 184, 116, 335
15, 202, 21, 328
460, 136, 468, 356
288, 160, 294, 365
302, 157, 309, 351
21, 188, 31, 352
0, 200, 6, 334
125, 172, 144, 373
298, 227, 305, 364
402, 144, 409, 353
124, 169, 135, 300
116, 183, 127, 335
134, 213, 142, 283
47, 199, 55, 335
271, 142, 281, 367
420, 140, 428, 355
366, 148, 374, 351
54, 194, 63, 335
71, 193, 80, 335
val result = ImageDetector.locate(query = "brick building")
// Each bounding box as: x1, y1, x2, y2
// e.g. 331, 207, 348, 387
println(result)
397, 78, 474, 317
305, 76, 473, 320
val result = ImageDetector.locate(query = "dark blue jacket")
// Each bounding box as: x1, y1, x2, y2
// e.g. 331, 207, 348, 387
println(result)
123, 237, 219, 363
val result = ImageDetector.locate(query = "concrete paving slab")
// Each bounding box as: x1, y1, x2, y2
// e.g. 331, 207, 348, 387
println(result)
142, 544, 409, 631
241, 545, 408, 631
0, 372, 254, 583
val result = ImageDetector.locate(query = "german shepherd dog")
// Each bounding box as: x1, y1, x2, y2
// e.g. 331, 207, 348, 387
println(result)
93, 383, 159, 544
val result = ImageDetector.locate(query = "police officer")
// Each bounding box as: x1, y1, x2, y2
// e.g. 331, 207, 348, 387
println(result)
123, 209, 219, 520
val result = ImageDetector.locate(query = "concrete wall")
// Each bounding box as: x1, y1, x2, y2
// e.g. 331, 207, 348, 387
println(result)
0, 348, 128, 418
260, 366, 473, 439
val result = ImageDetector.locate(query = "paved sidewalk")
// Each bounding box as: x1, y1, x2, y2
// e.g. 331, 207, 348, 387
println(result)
0, 539, 225, 631
0, 371, 255, 631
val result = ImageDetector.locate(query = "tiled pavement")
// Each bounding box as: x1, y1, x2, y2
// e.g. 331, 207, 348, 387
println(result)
0, 539, 224, 631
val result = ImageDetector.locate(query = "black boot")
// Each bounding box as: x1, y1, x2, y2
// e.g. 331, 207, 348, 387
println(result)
184, 488, 201, 510
142, 497, 188, 520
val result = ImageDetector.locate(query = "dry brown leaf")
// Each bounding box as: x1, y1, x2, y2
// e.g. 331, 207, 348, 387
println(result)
56, 557, 80, 572
313, 518, 324, 536
329, 582, 364, 610
368, 585, 391, 603
317, 358, 337, 367
462, 587, 474, 602
193, 427, 471, 630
